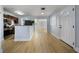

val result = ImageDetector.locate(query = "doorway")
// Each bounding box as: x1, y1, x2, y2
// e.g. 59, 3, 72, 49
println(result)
35, 19, 47, 32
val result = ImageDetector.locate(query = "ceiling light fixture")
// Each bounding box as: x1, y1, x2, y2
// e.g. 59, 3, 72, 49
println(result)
41, 12, 44, 15
14, 10, 24, 15
41, 8, 45, 10
41, 7, 45, 15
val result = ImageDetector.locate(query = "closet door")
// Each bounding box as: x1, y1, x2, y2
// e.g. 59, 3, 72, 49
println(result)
60, 6, 75, 47
67, 7, 75, 47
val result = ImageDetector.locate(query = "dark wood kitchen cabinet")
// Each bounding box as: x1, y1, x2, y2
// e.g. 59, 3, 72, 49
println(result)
4, 14, 18, 38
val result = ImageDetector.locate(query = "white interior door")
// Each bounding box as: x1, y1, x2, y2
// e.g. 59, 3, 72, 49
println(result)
60, 6, 75, 47
35, 19, 47, 31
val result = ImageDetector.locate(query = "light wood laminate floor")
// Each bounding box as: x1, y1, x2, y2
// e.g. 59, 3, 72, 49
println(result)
3, 29, 76, 53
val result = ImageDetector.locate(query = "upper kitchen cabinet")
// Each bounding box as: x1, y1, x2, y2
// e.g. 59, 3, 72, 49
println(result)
4, 14, 18, 24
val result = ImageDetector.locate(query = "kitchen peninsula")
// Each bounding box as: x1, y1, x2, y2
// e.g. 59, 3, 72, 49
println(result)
14, 20, 34, 41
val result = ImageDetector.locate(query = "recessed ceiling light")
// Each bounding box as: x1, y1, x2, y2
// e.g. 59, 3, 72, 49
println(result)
41, 8, 45, 10
41, 12, 44, 15
14, 10, 24, 15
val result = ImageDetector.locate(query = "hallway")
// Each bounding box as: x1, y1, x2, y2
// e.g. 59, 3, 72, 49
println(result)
0, 0, 79, 58
0, 5, 78, 53
3, 29, 75, 53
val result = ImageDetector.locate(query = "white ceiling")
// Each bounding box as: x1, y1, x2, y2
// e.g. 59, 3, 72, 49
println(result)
3, 5, 67, 18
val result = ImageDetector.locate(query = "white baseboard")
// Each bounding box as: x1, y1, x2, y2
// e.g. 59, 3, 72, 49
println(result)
0, 48, 3, 53
75, 47, 79, 52
51, 32, 60, 39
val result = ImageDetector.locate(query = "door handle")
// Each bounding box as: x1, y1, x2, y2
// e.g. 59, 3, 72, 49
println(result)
59, 25, 62, 28
59, 26, 62, 28
73, 25, 74, 28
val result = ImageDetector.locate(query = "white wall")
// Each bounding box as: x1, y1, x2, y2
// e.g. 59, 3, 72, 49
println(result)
0, 6, 3, 52
47, 17, 50, 32
49, 14, 60, 39
75, 6, 79, 52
